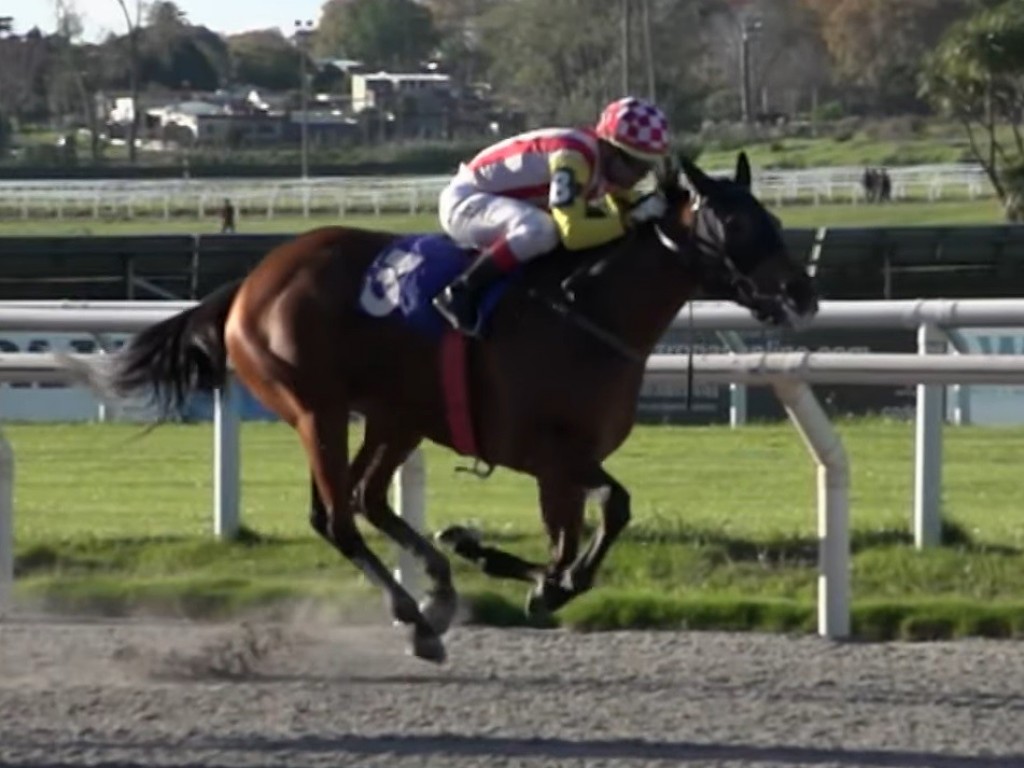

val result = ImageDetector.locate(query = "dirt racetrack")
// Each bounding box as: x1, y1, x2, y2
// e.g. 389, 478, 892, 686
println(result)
1, 613, 1023, 768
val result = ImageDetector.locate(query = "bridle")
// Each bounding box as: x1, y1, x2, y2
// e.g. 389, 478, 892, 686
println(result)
654, 193, 801, 326
535, 184, 805, 363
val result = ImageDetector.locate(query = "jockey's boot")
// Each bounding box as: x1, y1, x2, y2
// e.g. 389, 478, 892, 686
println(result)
432, 247, 511, 338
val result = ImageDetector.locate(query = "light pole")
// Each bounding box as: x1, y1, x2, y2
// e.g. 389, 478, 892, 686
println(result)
739, 15, 762, 124
294, 19, 314, 179
704, 3, 762, 124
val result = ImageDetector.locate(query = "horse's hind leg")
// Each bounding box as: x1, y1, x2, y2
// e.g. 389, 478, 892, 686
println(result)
435, 474, 548, 584
437, 526, 546, 583
441, 474, 584, 592
350, 426, 458, 635
299, 406, 446, 663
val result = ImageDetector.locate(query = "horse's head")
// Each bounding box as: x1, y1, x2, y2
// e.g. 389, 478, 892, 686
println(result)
652, 152, 819, 327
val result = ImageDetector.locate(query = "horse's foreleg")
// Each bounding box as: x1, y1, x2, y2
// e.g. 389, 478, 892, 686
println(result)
523, 475, 588, 616
300, 408, 445, 664
352, 432, 459, 636
567, 467, 631, 593
528, 467, 629, 616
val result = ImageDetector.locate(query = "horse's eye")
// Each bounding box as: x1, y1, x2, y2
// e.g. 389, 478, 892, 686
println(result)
726, 215, 753, 245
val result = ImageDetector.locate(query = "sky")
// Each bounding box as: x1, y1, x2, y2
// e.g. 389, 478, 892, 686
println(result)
6, 0, 326, 40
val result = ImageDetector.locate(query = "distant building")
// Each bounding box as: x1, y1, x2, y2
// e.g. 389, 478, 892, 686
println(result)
350, 72, 454, 139
286, 110, 360, 146
146, 100, 286, 146
351, 72, 452, 113
320, 58, 364, 75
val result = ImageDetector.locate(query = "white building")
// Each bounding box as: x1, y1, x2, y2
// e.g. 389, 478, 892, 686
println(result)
350, 72, 452, 113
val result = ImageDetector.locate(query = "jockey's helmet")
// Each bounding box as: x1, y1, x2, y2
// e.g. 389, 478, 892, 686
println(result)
595, 97, 670, 163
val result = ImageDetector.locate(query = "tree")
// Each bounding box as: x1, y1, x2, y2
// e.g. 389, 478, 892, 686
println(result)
422, 0, 495, 85
480, 0, 621, 125
0, 110, 10, 154
801, 0, 973, 112
742, 0, 829, 118
315, 0, 438, 70
0, 28, 51, 125
228, 29, 303, 90
697, 0, 830, 121
314, 0, 355, 58
921, 0, 1024, 219
140, 22, 229, 92
480, 0, 705, 130
52, 0, 104, 161
114, 0, 143, 163
147, 0, 186, 28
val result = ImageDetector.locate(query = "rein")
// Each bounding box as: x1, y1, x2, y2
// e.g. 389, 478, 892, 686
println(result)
528, 197, 709, 366
529, 286, 646, 363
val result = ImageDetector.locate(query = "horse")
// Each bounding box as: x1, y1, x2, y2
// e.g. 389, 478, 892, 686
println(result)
78, 152, 819, 664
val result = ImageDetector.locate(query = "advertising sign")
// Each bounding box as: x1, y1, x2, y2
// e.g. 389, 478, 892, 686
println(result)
642, 324, 918, 424
946, 328, 1024, 426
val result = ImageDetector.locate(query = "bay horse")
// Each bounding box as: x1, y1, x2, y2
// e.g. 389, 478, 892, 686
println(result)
79, 153, 818, 664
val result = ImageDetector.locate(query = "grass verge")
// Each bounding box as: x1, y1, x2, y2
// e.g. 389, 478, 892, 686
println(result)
8, 419, 1024, 641
12, 528, 1024, 642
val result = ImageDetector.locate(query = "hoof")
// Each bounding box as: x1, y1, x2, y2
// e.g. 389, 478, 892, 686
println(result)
525, 585, 550, 618
420, 587, 458, 636
435, 525, 481, 549
408, 627, 447, 665
525, 577, 574, 618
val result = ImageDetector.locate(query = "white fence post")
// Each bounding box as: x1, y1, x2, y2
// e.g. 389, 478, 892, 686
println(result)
392, 448, 425, 600
214, 374, 241, 539
944, 328, 973, 426
773, 379, 850, 639
915, 323, 946, 548
0, 427, 13, 615
719, 331, 748, 427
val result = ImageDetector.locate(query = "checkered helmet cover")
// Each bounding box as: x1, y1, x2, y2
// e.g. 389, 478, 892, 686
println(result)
595, 97, 670, 161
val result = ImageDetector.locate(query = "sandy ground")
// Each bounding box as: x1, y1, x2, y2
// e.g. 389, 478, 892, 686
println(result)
1, 612, 1023, 768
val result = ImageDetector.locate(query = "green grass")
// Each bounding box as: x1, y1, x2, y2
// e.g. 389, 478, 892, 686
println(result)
694, 121, 1017, 170
6, 419, 1024, 639
774, 199, 1003, 228
0, 198, 1005, 239
699, 134, 970, 171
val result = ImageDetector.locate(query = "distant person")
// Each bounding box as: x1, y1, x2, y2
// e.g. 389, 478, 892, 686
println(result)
879, 168, 892, 203
862, 167, 878, 203
220, 198, 236, 234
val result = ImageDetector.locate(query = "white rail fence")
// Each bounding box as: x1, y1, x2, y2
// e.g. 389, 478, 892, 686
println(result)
3, 298, 1024, 639
0, 164, 994, 222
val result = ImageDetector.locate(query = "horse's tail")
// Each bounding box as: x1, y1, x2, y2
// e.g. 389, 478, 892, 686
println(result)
75, 280, 242, 421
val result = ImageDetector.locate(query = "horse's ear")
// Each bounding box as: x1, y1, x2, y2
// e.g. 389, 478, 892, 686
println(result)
735, 151, 752, 189
679, 154, 717, 198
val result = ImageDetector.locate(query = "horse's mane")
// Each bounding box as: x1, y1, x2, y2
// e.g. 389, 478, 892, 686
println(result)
504, 213, 672, 307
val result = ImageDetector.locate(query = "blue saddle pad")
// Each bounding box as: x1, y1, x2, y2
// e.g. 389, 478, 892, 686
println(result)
358, 234, 512, 338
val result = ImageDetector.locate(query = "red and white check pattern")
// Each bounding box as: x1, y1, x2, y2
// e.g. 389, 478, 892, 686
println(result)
596, 97, 669, 159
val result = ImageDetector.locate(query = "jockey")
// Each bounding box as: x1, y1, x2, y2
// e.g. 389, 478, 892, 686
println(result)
432, 96, 671, 337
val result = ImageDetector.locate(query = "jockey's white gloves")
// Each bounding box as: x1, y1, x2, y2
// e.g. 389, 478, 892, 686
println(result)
628, 193, 668, 225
